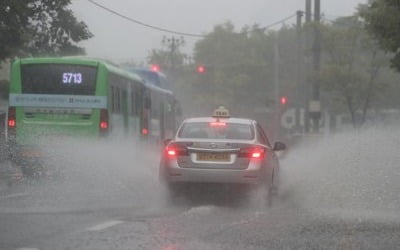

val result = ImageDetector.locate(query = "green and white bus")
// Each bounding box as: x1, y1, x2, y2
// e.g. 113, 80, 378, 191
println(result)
6, 57, 179, 174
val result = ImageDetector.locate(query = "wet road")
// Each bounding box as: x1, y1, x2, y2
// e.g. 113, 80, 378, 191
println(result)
1, 184, 399, 250
0, 129, 400, 250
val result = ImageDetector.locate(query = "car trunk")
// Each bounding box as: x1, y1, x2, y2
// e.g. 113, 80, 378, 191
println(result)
175, 140, 252, 170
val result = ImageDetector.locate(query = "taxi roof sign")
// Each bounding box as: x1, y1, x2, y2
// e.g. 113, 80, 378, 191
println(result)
212, 106, 230, 118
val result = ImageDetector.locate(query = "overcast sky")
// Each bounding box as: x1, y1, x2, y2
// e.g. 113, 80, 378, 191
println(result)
71, 0, 366, 63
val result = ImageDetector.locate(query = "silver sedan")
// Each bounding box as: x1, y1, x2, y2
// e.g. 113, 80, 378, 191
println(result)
159, 116, 286, 206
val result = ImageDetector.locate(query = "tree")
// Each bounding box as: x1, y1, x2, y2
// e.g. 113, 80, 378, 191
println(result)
319, 16, 389, 128
0, 0, 92, 62
359, 0, 400, 71
147, 36, 187, 74
0, 1, 30, 61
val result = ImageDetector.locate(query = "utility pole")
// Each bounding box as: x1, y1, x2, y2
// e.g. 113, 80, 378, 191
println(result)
162, 36, 185, 73
311, 0, 321, 133
304, 0, 312, 134
273, 32, 281, 141
274, 33, 280, 111
295, 10, 304, 133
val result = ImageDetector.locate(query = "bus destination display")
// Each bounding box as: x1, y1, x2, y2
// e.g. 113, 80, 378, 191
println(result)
62, 72, 83, 84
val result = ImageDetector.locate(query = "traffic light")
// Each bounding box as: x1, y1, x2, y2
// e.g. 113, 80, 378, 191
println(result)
150, 64, 160, 72
196, 65, 206, 74
280, 96, 287, 105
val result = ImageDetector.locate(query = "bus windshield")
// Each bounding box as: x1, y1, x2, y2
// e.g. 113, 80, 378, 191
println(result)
21, 64, 97, 95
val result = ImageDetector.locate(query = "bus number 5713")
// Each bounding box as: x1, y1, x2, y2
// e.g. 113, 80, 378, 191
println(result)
62, 72, 82, 84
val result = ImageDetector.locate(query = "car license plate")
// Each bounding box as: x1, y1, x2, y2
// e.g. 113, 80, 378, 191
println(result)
196, 153, 230, 162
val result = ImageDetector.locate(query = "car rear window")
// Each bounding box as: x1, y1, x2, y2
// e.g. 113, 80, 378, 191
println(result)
178, 122, 254, 140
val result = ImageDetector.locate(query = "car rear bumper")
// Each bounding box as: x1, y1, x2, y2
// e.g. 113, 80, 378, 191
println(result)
161, 160, 267, 185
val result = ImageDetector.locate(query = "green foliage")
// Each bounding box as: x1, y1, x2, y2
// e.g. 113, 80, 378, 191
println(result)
0, 1, 30, 61
0, 0, 92, 61
179, 22, 289, 117
319, 15, 392, 127
148, 49, 186, 71
147, 36, 186, 72
150, 16, 400, 127
359, 0, 400, 71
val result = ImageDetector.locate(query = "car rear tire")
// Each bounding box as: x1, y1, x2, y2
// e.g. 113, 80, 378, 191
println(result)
251, 168, 278, 209
267, 167, 280, 207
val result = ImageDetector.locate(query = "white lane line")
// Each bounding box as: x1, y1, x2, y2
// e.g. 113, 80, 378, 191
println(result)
86, 220, 124, 232
0, 192, 30, 200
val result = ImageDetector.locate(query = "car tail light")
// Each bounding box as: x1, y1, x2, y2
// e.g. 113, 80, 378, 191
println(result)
209, 121, 226, 127
239, 146, 265, 159
7, 107, 16, 128
167, 148, 177, 156
165, 143, 188, 157
99, 109, 109, 135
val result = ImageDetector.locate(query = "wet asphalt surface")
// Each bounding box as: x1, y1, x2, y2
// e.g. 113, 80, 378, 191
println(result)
0, 130, 400, 250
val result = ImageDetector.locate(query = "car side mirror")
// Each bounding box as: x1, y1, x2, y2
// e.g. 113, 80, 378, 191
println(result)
273, 141, 286, 151
163, 138, 172, 146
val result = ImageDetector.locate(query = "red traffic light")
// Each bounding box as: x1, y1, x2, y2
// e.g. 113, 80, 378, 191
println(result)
150, 64, 160, 72
196, 65, 206, 73
280, 96, 287, 105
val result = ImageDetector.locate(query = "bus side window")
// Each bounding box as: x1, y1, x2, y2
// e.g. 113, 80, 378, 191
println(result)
121, 89, 127, 114
135, 88, 141, 115
131, 83, 140, 116
151, 92, 160, 119
144, 93, 151, 109
114, 87, 120, 113
131, 91, 135, 115
111, 86, 115, 112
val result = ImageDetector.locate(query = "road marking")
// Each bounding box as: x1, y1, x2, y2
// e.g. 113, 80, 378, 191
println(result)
0, 192, 30, 200
16, 248, 39, 250
86, 220, 123, 232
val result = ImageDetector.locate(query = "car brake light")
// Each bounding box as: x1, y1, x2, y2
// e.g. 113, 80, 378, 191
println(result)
165, 143, 188, 157
142, 128, 148, 135
167, 149, 176, 156
209, 121, 226, 127
251, 151, 262, 158
7, 107, 16, 128
239, 146, 265, 159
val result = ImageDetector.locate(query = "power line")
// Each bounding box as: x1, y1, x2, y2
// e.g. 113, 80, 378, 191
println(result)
86, 0, 297, 38
260, 13, 297, 30
87, 0, 205, 38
